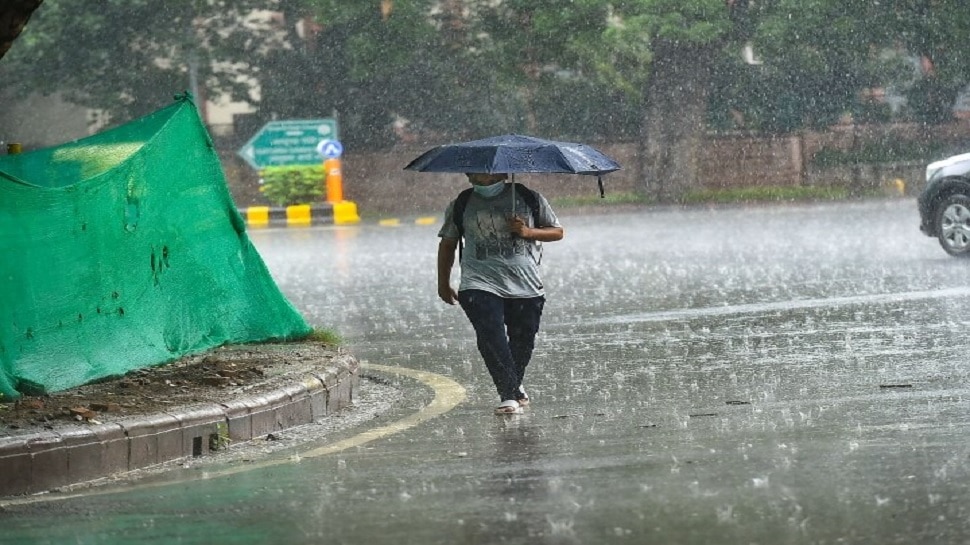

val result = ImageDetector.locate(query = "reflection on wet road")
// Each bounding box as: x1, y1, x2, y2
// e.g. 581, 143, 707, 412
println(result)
6, 199, 970, 544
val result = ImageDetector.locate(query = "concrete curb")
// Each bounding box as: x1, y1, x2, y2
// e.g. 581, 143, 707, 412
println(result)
241, 201, 361, 227
0, 354, 360, 497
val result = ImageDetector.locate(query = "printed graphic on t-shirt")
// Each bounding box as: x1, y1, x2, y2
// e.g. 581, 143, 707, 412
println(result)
472, 209, 530, 260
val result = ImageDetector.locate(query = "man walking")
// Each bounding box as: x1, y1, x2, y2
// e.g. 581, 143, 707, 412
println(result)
437, 173, 564, 414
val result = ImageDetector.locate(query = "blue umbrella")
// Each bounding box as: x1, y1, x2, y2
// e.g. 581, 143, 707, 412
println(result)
404, 134, 621, 197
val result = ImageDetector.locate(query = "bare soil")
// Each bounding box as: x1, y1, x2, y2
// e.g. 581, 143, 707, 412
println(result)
0, 342, 342, 436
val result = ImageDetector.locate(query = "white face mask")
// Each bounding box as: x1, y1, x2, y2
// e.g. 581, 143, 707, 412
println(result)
473, 182, 505, 198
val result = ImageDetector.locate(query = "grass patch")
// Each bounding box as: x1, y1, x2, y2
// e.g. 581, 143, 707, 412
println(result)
813, 142, 950, 167
551, 191, 649, 208
683, 185, 854, 204
302, 328, 343, 346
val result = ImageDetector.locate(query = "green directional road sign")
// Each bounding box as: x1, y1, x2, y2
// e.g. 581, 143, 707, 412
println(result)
237, 119, 338, 170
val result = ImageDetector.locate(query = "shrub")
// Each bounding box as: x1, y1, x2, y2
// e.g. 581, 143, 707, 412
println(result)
259, 165, 325, 206
683, 185, 852, 203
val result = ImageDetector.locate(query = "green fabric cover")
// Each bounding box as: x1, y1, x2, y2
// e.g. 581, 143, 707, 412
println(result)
0, 94, 312, 400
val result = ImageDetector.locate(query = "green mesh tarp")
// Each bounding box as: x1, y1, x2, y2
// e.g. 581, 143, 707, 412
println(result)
0, 94, 312, 400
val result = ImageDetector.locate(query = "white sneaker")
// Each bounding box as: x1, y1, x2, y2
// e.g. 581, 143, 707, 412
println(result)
494, 399, 523, 415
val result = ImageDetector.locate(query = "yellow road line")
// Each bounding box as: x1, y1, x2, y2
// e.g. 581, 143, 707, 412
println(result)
292, 363, 465, 459
0, 363, 465, 507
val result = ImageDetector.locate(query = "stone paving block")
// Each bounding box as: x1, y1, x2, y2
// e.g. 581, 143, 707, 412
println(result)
0, 437, 32, 496
327, 377, 353, 414
26, 433, 70, 493
349, 368, 361, 396
91, 423, 128, 477
308, 386, 330, 420
167, 404, 227, 458
220, 399, 253, 443
120, 413, 181, 471
248, 390, 288, 438
275, 398, 310, 431
57, 427, 102, 485
314, 367, 340, 390
276, 383, 312, 430
299, 375, 327, 421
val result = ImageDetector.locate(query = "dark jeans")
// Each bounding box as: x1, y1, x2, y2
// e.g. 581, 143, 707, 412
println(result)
458, 289, 545, 402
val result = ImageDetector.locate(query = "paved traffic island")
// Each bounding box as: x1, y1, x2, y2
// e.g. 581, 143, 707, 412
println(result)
0, 344, 360, 497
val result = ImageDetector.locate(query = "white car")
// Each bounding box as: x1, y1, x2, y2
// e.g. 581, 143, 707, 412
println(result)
918, 152, 970, 256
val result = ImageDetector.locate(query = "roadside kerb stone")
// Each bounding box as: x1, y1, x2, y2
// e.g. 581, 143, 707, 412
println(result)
91, 424, 129, 478
247, 389, 289, 438
302, 374, 328, 422
121, 413, 183, 471
56, 427, 102, 488
314, 354, 359, 415
165, 404, 229, 458
0, 437, 31, 496
0, 356, 359, 497
220, 398, 255, 443
26, 433, 71, 494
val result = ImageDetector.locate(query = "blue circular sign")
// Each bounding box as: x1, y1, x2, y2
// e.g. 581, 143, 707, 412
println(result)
317, 139, 343, 159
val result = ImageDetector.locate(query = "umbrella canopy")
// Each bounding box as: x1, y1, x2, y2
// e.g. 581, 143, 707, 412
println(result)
403, 134, 621, 176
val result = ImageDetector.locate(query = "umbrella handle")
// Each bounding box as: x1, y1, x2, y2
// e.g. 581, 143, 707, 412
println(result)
510, 173, 516, 215
598, 176, 605, 198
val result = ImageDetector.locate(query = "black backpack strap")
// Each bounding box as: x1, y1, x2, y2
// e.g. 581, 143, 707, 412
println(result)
452, 188, 474, 261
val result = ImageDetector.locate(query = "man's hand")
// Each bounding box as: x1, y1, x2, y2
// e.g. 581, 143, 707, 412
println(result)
438, 283, 459, 305
509, 216, 564, 242
509, 215, 531, 238
437, 238, 460, 305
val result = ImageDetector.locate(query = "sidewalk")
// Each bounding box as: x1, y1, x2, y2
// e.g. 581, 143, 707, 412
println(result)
0, 343, 360, 497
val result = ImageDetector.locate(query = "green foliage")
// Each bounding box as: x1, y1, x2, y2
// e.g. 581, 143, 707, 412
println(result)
707, 0, 970, 132
258, 166, 324, 207
683, 185, 852, 204
706, 0, 891, 133
905, 77, 963, 124
5, 0, 970, 151
209, 422, 231, 451
629, 0, 733, 44
303, 328, 343, 346
888, 0, 970, 120
0, 0, 273, 122
551, 191, 650, 208
812, 140, 950, 167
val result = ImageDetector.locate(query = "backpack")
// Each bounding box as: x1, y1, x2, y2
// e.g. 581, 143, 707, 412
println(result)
453, 183, 543, 263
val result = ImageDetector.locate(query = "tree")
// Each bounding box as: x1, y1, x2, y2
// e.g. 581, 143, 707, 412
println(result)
0, 0, 43, 61
606, 0, 735, 202
258, 0, 490, 149
711, 0, 897, 133
471, 0, 613, 135
0, 0, 276, 122
6, 0, 970, 185
266, 0, 637, 147
887, 0, 970, 123
604, 0, 966, 201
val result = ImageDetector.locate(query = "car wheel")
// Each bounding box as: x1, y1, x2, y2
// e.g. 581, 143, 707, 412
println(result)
936, 194, 970, 256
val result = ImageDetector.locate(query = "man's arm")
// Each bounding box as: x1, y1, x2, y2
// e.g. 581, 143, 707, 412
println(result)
437, 238, 459, 305
509, 217, 564, 242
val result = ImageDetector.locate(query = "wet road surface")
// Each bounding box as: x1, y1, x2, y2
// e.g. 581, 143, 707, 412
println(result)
5, 199, 970, 544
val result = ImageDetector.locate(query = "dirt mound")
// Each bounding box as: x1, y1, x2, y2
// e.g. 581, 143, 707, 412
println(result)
0, 342, 340, 436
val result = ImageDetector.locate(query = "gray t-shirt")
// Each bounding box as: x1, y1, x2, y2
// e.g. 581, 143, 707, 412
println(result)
438, 184, 561, 298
